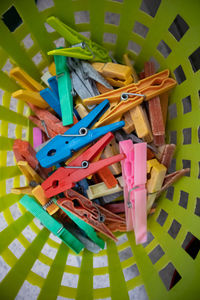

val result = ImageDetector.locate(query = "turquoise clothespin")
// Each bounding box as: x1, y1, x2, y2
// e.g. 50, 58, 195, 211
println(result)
54, 54, 73, 126
20, 195, 84, 254
46, 16, 112, 63
53, 199, 105, 249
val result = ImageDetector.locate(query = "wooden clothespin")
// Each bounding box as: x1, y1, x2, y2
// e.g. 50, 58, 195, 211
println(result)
144, 61, 165, 146
87, 180, 122, 200
92, 62, 133, 87
10, 67, 44, 91
147, 159, 167, 213
102, 138, 122, 175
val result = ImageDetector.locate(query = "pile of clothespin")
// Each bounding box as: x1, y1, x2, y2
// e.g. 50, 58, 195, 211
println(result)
10, 16, 190, 253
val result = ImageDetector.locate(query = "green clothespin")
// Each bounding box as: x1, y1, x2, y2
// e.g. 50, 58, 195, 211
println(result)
54, 54, 73, 126
46, 16, 112, 62
20, 195, 84, 254
53, 199, 105, 249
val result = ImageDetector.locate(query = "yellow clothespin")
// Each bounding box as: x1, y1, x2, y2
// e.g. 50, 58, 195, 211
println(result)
92, 62, 133, 87
32, 185, 59, 215
102, 138, 121, 175
123, 53, 139, 83
10, 67, 44, 91
130, 105, 153, 143
12, 90, 49, 108
146, 159, 167, 213
11, 186, 33, 195
17, 160, 43, 185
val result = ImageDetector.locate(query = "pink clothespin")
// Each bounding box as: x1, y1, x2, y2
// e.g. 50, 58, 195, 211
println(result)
119, 140, 147, 244
33, 127, 43, 149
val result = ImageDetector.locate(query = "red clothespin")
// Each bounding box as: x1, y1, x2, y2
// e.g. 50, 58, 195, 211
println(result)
56, 189, 126, 241
29, 104, 77, 138
13, 139, 50, 179
42, 132, 125, 198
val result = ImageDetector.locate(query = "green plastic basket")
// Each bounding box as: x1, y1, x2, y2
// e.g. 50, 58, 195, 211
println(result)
0, 0, 200, 299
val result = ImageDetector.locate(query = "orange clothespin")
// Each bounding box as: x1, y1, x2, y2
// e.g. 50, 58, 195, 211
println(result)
57, 189, 126, 241
92, 62, 133, 87
32, 185, 59, 215
144, 62, 165, 146
10, 67, 44, 91
83, 70, 177, 127
48, 62, 56, 76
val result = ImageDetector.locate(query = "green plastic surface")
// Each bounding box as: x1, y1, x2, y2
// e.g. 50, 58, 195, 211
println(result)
0, 0, 200, 299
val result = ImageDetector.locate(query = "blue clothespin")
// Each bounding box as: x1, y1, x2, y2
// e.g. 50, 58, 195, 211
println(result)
20, 195, 84, 254
36, 99, 125, 168
40, 86, 62, 117
48, 76, 59, 98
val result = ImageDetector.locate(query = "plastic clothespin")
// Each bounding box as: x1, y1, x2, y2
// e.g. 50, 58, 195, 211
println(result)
20, 195, 84, 254
32, 185, 59, 215
115, 131, 157, 157
83, 70, 177, 127
119, 140, 147, 244
147, 159, 167, 213
68, 58, 113, 101
11, 186, 33, 195
92, 62, 133, 87
40, 76, 62, 117
33, 127, 43, 149
87, 181, 122, 200
54, 55, 73, 126
46, 16, 111, 62
10, 67, 44, 91
29, 104, 76, 139
12, 89, 49, 109
156, 168, 190, 199
13, 139, 50, 179
36, 99, 125, 168
144, 62, 165, 146
56, 189, 125, 242
41, 132, 125, 197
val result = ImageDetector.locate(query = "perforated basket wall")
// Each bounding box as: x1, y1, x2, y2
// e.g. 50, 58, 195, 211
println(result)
0, 0, 200, 299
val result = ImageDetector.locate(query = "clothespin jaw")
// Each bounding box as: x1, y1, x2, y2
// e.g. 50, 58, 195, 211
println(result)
147, 159, 167, 213
36, 99, 125, 168
119, 140, 147, 244
46, 16, 111, 62
41, 132, 125, 197
20, 195, 84, 254
12, 90, 49, 109
54, 55, 73, 126
10, 67, 44, 91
